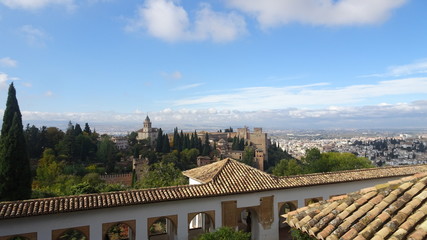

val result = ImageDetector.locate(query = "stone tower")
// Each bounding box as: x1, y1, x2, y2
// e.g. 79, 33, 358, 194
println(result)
143, 115, 152, 133
136, 115, 158, 145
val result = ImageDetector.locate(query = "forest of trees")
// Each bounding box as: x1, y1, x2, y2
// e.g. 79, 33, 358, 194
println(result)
272, 148, 373, 177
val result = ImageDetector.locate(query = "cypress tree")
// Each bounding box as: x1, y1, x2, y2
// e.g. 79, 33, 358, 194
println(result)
190, 133, 196, 149
83, 123, 92, 134
0, 83, 32, 201
179, 130, 184, 150
74, 123, 83, 136
173, 127, 180, 151
156, 128, 163, 152
162, 134, 170, 153
183, 134, 190, 150
202, 133, 211, 156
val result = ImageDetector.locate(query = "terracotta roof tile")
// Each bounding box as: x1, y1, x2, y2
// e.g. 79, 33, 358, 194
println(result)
287, 173, 427, 240
1, 159, 427, 220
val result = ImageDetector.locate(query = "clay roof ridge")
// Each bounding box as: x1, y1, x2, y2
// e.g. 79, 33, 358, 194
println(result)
209, 158, 234, 182
182, 158, 231, 183
278, 164, 427, 179
210, 158, 279, 184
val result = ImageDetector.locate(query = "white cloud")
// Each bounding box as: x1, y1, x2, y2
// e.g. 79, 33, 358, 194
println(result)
0, 72, 19, 89
361, 59, 427, 78
386, 60, 427, 77
0, 57, 17, 67
21, 25, 50, 47
17, 100, 427, 130
227, 0, 407, 28
1, 0, 75, 10
172, 77, 427, 110
0, 73, 10, 89
172, 83, 204, 91
126, 0, 246, 42
44, 90, 53, 96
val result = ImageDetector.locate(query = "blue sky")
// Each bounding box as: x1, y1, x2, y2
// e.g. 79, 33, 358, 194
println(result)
0, 0, 427, 131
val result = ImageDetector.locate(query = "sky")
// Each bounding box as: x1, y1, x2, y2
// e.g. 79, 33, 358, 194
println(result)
0, 0, 427, 131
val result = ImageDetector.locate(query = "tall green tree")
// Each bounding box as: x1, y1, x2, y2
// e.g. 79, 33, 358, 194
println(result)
97, 137, 118, 173
202, 133, 211, 156
137, 162, 186, 188
36, 149, 63, 186
162, 134, 170, 153
156, 128, 164, 152
272, 159, 303, 176
241, 147, 255, 167
0, 83, 32, 200
83, 123, 92, 134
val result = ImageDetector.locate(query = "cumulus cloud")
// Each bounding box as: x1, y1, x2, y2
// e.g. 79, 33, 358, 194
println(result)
21, 25, 49, 47
0, 72, 19, 89
172, 77, 427, 110
0, 73, 10, 89
0, 57, 17, 67
227, 0, 407, 28
1, 0, 75, 10
126, 0, 246, 42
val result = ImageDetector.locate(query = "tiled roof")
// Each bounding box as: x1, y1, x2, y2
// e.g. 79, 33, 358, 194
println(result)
286, 172, 427, 240
1, 158, 427, 220
183, 159, 229, 183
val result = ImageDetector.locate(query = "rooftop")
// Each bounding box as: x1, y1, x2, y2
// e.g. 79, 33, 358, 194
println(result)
1, 159, 427, 220
286, 172, 427, 240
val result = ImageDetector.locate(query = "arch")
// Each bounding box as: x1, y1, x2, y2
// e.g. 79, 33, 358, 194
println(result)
148, 216, 177, 240
0, 232, 37, 240
278, 201, 297, 226
104, 222, 134, 240
188, 212, 215, 240
278, 201, 298, 240
57, 229, 87, 240
305, 197, 323, 206
238, 208, 259, 240
7, 237, 29, 240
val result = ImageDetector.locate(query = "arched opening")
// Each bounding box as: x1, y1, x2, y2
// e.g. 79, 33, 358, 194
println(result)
188, 212, 214, 240
305, 197, 322, 206
278, 201, 297, 240
105, 222, 134, 240
238, 208, 259, 240
8, 237, 30, 240
57, 229, 87, 240
148, 217, 176, 240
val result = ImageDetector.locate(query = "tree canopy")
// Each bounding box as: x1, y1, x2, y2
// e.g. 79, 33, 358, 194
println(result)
272, 148, 373, 176
136, 162, 186, 188
197, 227, 250, 240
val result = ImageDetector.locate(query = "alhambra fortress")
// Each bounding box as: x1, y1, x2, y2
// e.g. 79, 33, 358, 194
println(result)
1, 118, 427, 240
136, 116, 269, 171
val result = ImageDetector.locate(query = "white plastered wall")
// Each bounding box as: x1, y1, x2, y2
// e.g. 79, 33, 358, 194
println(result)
0, 175, 405, 240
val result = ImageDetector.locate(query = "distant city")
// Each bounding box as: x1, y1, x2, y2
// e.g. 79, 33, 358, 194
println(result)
270, 129, 427, 166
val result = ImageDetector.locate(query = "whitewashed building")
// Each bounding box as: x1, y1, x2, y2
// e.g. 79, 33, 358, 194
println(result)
1, 159, 426, 240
